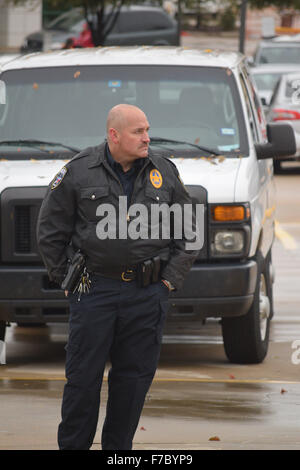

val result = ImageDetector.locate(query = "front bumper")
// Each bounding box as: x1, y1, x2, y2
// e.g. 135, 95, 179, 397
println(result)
168, 260, 257, 318
0, 260, 257, 323
0, 266, 67, 323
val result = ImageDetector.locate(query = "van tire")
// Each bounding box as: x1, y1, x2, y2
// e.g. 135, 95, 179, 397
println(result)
221, 251, 272, 364
273, 160, 282, 174
0, 321, 6, 342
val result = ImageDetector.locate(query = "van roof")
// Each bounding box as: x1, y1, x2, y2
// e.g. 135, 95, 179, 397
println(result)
1, 46, 244, 72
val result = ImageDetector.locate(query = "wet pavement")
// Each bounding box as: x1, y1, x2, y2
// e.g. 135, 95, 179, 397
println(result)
0, 375, 299, 450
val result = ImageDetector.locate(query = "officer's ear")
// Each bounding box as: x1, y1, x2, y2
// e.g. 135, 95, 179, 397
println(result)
108, 127, 120, 144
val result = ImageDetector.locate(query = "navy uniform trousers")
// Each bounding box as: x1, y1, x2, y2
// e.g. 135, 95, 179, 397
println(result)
57, 274, 169, 450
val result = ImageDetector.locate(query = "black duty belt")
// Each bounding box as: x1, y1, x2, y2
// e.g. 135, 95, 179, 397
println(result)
93, 266, 137, 282
92, 256, 161, 287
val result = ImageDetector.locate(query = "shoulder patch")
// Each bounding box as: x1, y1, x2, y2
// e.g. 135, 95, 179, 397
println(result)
150, 168, 163, 188
51, 166, 67, 190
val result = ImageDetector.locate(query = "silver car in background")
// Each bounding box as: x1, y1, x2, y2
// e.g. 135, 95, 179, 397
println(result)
20, 5, 178, 52
251, 38, 300, 66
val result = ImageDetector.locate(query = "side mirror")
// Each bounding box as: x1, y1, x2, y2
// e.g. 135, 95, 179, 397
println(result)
255, 123, 296, 160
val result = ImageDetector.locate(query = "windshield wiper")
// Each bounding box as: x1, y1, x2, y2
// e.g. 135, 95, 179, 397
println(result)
0, 139, 80, 153
150, 137, 221, 156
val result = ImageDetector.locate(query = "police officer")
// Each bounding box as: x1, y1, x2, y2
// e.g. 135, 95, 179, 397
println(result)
37, 104, 199, 450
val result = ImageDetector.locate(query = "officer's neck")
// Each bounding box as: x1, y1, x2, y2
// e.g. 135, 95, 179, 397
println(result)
110, 153, 134, 173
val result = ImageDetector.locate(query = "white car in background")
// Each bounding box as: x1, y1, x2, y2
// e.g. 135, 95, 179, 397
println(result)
266, 71, 300, 171
0, 47, 296, 364
250, 64, 300, 107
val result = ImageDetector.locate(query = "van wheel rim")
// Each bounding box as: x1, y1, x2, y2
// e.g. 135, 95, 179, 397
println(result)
259, 274, 270, 341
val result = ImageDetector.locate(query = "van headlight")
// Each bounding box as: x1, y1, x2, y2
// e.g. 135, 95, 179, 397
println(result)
212, 230, 244, 253
210, 227, 250, 257
209, 203, 251, 259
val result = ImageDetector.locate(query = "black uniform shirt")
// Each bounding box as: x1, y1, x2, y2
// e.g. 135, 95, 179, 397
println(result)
106, 145, 146, 203
37, 142, 199, 289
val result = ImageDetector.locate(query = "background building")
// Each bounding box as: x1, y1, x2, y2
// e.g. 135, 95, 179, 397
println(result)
0, 0, 42, 51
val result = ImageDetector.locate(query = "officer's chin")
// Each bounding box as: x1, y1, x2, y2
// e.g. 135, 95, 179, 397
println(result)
139, 146, 149, 157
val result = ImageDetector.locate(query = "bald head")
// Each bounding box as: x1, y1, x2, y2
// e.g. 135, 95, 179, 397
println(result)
106, 104, 147, 135
106, 104, 150, 169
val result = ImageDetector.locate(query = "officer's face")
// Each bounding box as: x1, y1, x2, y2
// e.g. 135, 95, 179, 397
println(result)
114, 110, 150, 160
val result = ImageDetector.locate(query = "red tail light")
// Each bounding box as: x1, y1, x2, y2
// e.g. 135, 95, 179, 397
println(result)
271, 108, 300, 121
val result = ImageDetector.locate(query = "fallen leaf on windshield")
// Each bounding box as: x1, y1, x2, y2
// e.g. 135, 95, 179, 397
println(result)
74, 71, 81, 79
218, 155, 226, 163
32, 82, 39, 90
229, 374, 235, 379
140, 426, 146, 431
280, 388, 287, 394
209, 436, 220, 441
207, 156, 217, 165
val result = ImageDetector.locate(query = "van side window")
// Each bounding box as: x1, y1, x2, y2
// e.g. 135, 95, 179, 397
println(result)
242, 65, 267, 141
239, 73, 259, 142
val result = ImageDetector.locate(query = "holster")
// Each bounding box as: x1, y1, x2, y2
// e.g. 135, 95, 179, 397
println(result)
136, 256, 161, 287
61, 250, 85, 292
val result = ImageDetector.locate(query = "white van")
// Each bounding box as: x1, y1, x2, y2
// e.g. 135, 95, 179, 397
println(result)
0, 47, 296, 363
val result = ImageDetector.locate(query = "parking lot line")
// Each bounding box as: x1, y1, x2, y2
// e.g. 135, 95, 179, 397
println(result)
275, 220, 298, 250
0, 376, 299, 385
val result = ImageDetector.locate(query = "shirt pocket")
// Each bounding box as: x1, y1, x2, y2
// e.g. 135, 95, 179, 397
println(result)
79, 186, 110, 221
144, 187, 171, 205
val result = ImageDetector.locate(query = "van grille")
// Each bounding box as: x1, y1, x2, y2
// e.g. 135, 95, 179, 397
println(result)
1, 187, 47, 262
15, 206, 31, 253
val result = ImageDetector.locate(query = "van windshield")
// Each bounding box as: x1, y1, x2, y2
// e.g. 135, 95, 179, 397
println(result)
0, 65, 248, 159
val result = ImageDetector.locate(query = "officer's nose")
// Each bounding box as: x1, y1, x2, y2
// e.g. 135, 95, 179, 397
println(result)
143, 131, 150, 143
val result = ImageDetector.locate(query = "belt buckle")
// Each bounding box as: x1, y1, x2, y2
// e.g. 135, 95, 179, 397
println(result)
121, 269, 134, 282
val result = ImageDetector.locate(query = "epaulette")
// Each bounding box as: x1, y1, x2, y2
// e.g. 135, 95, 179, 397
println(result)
150, 149, 178, 172
68, 146, 94, 164
161, 154, 179, 173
